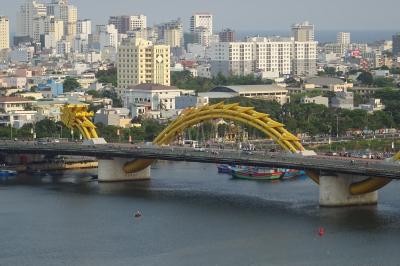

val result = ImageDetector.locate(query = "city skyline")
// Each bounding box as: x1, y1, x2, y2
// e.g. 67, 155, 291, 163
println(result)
2, 0, 400, 33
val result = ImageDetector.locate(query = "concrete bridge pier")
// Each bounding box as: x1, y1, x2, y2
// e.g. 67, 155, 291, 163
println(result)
98, 158, 150, 182
319, 173, 378, 207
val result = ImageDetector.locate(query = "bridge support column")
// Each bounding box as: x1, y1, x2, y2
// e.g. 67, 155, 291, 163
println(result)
319, 173, 378, 207
98, 158, 150, 182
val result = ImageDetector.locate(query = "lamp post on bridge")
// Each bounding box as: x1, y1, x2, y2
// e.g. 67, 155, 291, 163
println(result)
57, 124, 63, 139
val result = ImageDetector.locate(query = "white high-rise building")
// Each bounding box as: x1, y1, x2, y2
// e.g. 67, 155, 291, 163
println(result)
32, 16, 64, 44
210, 36, 317, 77
56, 39, 71, 55
194, 26, 212, 47
77, 19, 92, 35
156, 19, 183, 48
292, 21, 314, 42
292, 41, 318, 77
164, 27, 182, 48
98, 24, 118, 49
51, 1, 77, 42
16, 0, 47, 39
0, 16, 10, 49
190, 13, 213, 35
129, 15, 147, 30
210, 37, 293, 77
337, 32, 351, 45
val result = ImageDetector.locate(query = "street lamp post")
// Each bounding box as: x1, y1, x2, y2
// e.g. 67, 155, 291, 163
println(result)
336, 115, 339, 139
57, 124, 63, 139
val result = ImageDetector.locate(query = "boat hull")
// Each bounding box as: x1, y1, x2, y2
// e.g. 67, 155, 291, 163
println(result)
231, 167, 284, 181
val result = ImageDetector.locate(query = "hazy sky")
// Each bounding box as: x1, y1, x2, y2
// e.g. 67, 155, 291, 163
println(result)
3, 0, 400, 32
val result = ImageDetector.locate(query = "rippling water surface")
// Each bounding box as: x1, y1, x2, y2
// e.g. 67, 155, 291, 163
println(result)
1, 161, 400, 266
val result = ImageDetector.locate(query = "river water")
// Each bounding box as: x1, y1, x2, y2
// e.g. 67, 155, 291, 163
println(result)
1, 161, 400, 266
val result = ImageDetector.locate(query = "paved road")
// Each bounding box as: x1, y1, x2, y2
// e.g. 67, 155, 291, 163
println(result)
0, 141, 399, 179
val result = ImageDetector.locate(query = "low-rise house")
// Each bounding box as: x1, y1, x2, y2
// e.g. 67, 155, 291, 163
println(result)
175, 95, 209, 109
0, 96, 35, 112
204, 85, 289, 105
358, 98, 385, 113
331, 91, 354, 110
94, 106, 131, 128
0, 110, 37, 128
301, 95, 329, 107
122, 83, 193, 117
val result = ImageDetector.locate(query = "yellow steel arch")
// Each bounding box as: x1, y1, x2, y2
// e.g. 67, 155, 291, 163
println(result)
60, 104, 99, 139
59, 102, 396, 196
123, 102, 395, 195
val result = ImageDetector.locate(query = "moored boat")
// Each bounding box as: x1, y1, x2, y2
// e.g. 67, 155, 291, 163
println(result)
0, 170, 17, 182
217, 164, 232, 174
230, 166, 284, 180
283, 169, 305, 179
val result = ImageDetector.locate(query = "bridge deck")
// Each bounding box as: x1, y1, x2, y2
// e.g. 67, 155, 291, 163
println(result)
0, 142, 399, 179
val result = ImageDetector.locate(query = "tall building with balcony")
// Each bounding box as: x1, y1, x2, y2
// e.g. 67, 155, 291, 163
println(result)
32, 15, 64, 44
98, 24, 118, 49
77, 19, 92, 35
209, 37, 293, 77
156, 19, 183, 48
0, 16, 9, 50
337, 32, 351, 45
49, 0, 77, 42
109, 16, 130, 34
117, 38, 170, 88
292, 21, 314, 42
219, 28, 235, 42
16, 0, 47, 39
129, 15, 147, 30
190, 13, 213, 35
292, 41, 318, 77
392, 33, 400, 58
164, 27, 182, 48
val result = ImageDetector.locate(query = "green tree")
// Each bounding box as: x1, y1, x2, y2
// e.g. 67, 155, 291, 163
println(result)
357, 72, 374, 85
373, 77, 394, 88
324, 67, 336, 76
63, 77, 80, 92
96, 68, 117, 86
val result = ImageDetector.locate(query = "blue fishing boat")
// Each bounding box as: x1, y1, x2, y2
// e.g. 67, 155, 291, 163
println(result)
217, 164, 232, 174
282, 169, 305, 179
0, 170, 17, 182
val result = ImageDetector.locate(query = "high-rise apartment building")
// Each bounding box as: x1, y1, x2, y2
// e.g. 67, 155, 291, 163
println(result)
292, 41, 318, 77
109, 16, 130, 34
109, 15, 147, 34
210, 35, 317, 77
219, 28, 235, 42
156, 19, 183, 48
77, 19, 92, 35
190, 13, 213, 35
117, 38, 170, 88
16, 0, 47, 39
337, 32, 351, 45
292, 21, 314, 42
164, 27, 182, 48
50, 0, 77, 42
0, 16, 10, 49
392, 33, 400, 58
129, 15, 147, 30
209, 38, 293, 77
98, 24, 118, 49
194, 26, 213, 47
33, 15, 64, 44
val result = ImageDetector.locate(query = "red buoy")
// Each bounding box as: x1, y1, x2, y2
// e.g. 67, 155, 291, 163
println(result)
318, 227, 325, 237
